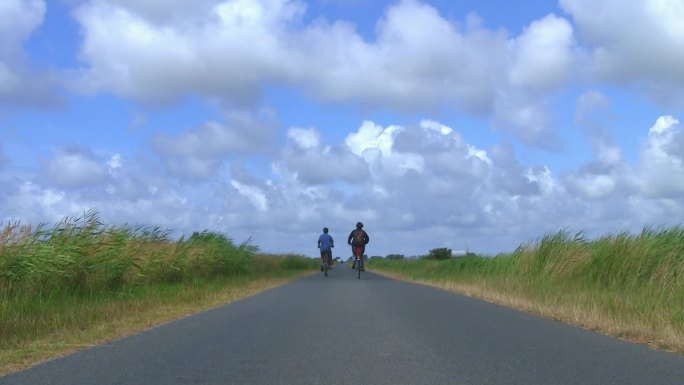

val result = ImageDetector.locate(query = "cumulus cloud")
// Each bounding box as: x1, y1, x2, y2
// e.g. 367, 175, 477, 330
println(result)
231, 180, 269, 211
41, 147, 108, 189
280, 126, 368, 184
492, 96, 560, 149
10, 0, 684, 258
564, 113, 684, 212
150, 110, 277, 180
564, 92, 637, 201
70, 0, 583, 146
561, 0, 684, 104
4, 113, 684, 256
638, 116, 684, 197
287, 127, 320, 150
508, 14, 576, 91
575, 90, 623, 165
488, 142, 540, 196
72, 0, 304, 105
297, 0, 506, 114
0, 0, 59, 106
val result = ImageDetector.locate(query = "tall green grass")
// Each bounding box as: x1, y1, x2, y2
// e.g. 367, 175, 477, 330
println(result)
0, 211, 317, 372
370, 227, 684, 353
0, 210, 261, 296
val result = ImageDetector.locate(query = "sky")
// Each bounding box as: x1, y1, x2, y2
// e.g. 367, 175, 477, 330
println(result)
1, 0, 684, 258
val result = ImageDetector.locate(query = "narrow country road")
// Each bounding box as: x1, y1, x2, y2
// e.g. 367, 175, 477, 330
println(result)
3, 268, 684, 384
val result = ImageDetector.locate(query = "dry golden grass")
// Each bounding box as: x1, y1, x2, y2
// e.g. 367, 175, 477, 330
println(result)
373, 270, 684, 355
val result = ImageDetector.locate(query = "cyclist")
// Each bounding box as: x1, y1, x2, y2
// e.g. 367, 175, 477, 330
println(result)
318, 227, 334, 271
347, 222, 369, 271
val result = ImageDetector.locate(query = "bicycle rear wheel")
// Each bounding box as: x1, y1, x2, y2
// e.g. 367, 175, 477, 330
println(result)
356, 257, 361, 279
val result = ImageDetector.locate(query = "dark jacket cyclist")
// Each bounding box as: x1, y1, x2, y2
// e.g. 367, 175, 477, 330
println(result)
347, 222, 369, 271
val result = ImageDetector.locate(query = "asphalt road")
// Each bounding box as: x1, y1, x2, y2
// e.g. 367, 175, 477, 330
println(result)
3, 267, 684, 385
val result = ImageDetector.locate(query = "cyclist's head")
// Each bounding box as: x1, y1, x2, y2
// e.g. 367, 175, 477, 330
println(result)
356, 221, 363, 229
323, 227, 329, 233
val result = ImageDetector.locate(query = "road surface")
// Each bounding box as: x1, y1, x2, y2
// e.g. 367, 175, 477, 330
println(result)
3, 268, 684, 384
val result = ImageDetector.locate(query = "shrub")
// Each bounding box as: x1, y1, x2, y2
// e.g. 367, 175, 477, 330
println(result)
386, 254, 405, 260
425, 248, 452, 260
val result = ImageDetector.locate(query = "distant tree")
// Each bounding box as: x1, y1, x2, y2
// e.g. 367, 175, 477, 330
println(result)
425, 247, 452, 260
386, 254, 405, 260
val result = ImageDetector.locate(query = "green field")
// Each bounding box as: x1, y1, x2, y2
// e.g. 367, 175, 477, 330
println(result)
0, 211, 317, 374
370, 228, 684, 354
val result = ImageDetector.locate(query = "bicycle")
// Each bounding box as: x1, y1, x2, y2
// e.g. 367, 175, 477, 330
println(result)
355, 254, 362, 279
321, 250, 330, 277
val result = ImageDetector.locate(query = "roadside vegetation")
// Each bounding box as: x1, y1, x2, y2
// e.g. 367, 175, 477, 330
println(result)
370, 228, 684, 355
0, 211, 317, 374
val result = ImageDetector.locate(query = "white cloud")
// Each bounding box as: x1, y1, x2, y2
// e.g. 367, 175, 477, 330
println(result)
70, 0, 585, 146
345, 121, 400, 157
508, 14, 576, 91
638, 116, 684, 197
421, 119, 453, 136
649, 115, 679, 136
231, 180, 269, 211
150, 111, 277, 180
561, 0, 684, 103
41, 148, 108, 189
489, 142, 541, 196
107, 154, 123, 170
0, 0, 45, 56
298, 0, 509, 114
287, 127, 320, 150
0, 0, 59, 106
493, 96, 560, 149
5, 114, 684, 257
567, 173, 616, 199
281, 126, 368, 184
9, 1, 684, 259
72, 0, 304, 104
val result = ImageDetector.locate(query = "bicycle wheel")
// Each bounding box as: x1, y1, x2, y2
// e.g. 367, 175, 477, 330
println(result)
356, 257, 361, 279
322, 252, 329, 277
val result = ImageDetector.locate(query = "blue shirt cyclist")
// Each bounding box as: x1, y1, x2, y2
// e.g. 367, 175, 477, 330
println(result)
318, 227, 334, 269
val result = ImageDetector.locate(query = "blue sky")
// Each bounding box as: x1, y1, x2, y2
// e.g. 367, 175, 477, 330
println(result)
1, 0, 683, 258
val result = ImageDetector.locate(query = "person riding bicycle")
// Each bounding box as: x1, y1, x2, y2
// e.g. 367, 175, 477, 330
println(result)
347, 222, 369, 271
318, 227, 334, 271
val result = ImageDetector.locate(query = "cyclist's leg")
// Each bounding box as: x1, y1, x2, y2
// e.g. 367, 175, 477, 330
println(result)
351, 246, 360, 268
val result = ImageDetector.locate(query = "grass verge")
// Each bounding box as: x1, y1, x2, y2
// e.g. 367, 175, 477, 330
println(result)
1, 266, 315, 375
0, 212, 319, 375
369, 228, 684, 355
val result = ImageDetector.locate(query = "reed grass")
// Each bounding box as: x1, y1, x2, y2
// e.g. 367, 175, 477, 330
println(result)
370, 227, 684, 354
0, 211, 318, 374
